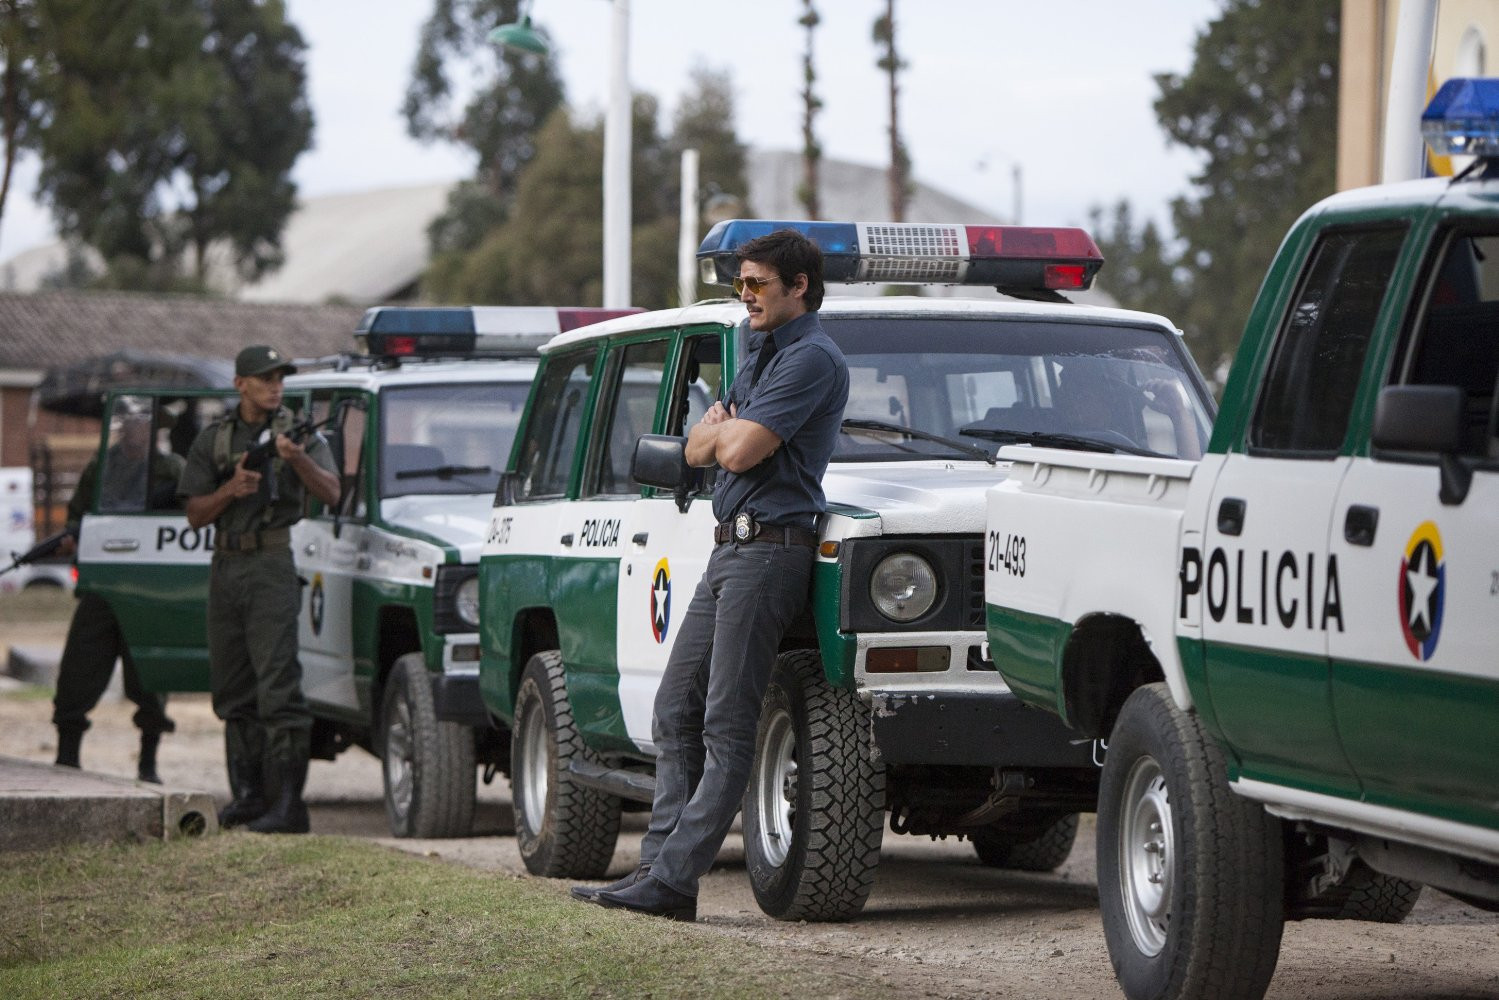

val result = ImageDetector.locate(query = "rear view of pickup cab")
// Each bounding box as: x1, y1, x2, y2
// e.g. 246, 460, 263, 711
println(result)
984, 77, 1499, 1000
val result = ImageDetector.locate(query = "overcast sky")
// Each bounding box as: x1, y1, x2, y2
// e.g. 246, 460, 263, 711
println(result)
0, 0, 1220, 263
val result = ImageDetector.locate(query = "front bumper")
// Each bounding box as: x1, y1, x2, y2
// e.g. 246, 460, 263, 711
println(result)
869, 689, 1097, 768
431, 671, 493, 728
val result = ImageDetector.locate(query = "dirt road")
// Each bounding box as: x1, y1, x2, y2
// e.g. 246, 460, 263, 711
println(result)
2, 675, 1496, 999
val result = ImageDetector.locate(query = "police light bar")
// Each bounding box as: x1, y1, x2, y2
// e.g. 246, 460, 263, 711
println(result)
696, 220, 1103, 294
355, 306, 640, 358
1422, 77, 1499, 158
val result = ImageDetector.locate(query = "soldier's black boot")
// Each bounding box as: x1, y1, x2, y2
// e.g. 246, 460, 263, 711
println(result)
218, 723, 268, 828
137, 732, 162, 784
246, 756, 310, 834
55, 728, 82, 769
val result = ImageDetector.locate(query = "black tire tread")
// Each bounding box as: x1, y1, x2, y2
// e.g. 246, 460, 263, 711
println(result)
971, 813, 1080, 872
514, 650, 621, 879
1098, 682, 1284, 1000
747, 649, 886, 922
383, 653, 476, 839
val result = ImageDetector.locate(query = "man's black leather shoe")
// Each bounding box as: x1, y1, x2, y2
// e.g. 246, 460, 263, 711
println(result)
592, 874, 697, 921
570, 863, 650, 902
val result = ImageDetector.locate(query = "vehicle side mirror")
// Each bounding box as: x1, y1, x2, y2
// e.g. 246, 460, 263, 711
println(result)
496, 470, 523, 507
1372, 385, 1471, 505
632, 434, 700, 513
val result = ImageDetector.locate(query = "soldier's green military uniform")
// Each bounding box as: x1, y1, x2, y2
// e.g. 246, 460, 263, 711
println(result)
179, 348, 336, 832
53, 438, 184, 780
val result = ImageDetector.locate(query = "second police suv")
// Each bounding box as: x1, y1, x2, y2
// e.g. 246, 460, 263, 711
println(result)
479, 219, 1217, 919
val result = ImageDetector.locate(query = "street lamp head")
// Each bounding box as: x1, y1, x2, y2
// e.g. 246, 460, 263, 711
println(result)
488, 15, 551, 57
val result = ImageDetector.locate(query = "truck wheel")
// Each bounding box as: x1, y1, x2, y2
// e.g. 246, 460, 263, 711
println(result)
971, 813, 1079, 872
381, 653, 476, 838
743, 649, 885, 922
1324, 862, 1423, 923
1097, 683, 1284, 1000
511, 650, 620, 878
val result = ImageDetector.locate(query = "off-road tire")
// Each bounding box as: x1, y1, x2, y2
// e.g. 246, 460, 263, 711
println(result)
1322, 862, 1423, 923
511, 650, 621, 878
380, 653, 476, 838
1097, 683, 1284, 1000
743, 649, 886, 921
971, 813, 1080, 872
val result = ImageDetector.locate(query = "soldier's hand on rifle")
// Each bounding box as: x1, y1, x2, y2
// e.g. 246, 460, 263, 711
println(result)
227, 453, 262, 498
274, 432, 309, 462
57, 534, 77, 558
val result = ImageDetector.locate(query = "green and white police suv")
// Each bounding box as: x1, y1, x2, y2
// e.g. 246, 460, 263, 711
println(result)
75, 305, 627, 838
982, 78, 1499, 1000
478, 219, 1216, 920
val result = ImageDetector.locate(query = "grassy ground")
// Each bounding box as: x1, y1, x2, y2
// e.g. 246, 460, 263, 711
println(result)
0, 834, 885, 1000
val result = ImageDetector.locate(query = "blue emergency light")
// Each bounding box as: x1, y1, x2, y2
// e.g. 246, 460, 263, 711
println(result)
355, 306, 639, 358
697, 220, 1104, 295
1422, 77, 1499, 158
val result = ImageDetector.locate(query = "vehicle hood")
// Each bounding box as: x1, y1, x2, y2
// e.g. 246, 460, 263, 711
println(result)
379, 494, 493, 561
822, 461, 1008, 534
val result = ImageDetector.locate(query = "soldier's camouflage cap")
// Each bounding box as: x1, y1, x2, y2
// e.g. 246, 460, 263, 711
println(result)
235, 345, 297, 378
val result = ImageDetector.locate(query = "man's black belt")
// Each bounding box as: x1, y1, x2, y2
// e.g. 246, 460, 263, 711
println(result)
714, 514, 818, 548
215, 526, 291, 553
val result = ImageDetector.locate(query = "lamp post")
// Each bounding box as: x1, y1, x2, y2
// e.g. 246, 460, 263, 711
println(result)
491, 1, 633, 308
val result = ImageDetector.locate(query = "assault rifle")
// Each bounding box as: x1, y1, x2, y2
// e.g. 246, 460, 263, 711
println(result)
1, 527, 76, 577
236, 414, 324, 504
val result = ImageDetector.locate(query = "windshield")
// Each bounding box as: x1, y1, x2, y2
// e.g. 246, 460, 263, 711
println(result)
822, 315, 1213, 461
380, 382, 530, 497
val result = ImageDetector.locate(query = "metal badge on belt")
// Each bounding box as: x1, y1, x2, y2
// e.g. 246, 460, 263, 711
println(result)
734, 512, 754, 543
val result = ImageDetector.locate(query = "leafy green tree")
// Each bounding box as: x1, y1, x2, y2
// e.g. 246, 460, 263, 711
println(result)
1089, 200, 1188, 329
1154, 0, 1340, 373
427, 67, 748, 309
404, 0, 565, 261
0, 0, 40, 226
26, 0, 312, 290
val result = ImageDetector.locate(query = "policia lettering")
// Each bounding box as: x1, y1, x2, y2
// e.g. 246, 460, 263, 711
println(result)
1180, 546, 1344, 631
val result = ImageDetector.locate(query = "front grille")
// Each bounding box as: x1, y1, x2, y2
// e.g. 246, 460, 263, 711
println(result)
965, 537, 985, 628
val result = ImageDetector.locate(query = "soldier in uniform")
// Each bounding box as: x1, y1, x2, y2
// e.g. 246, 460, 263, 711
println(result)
179, 345, 339, 833
52, 408, 183, 781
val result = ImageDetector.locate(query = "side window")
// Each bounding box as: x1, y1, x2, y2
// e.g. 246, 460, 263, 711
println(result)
588, 339, 671, 497
311, 391, 368, 519
669, 334, 723, 435
1397, 230, 1499, 457
1250, 225, 1408, 454
97, 395, 185, 514
513, 348, 598, 500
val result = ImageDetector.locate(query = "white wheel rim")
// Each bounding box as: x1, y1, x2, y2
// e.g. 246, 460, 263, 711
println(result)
1119, 755, 1174, 957
518, 692, 551, 832
385, 691, 414, 821
752, 708, 798, 868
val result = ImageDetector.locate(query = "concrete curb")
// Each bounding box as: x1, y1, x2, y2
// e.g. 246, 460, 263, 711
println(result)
0, 755, 218, 851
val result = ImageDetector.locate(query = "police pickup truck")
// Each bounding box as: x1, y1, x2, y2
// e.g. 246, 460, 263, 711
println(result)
75, 305, 629, 838
981, 78, 1499, 1000
478, 219, 1215, 920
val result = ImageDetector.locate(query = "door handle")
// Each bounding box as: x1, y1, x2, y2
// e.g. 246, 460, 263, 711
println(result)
102, 539, 140, 553
1217, 497, 1246, 537
1344, 504, 1379, 547
356, 555, 371, 570
632, 532, 649, 546
560, 533, 574, 547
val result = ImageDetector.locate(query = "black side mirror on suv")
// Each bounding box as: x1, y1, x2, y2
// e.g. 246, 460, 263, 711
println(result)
632, 434, 701, 513
1372, 384, 1471, 505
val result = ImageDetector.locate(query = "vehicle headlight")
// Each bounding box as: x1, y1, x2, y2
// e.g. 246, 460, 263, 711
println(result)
455, 575, 481, 628
869, 552, 937, 622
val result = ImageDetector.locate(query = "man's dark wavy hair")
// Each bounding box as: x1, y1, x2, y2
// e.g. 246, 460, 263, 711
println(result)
735, 228, 826, 311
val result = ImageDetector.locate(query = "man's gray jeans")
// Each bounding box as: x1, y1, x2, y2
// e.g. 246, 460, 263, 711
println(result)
641, 539, 814, 896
